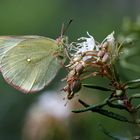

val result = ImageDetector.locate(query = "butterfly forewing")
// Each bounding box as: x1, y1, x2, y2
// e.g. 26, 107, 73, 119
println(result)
0, 37, 25, 61
0, 36, 64, 93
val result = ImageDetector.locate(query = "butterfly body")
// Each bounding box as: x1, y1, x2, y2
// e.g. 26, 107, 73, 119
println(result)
0, 36, 67, 93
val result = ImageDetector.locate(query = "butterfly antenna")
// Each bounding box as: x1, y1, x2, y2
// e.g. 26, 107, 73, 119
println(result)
61, 19, 73, 37
61, 22, 65, 38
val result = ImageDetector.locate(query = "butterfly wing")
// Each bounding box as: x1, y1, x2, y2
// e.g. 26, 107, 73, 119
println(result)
0, 36, 65, 93
0, 36, 25, 61
0, 36, 41, 61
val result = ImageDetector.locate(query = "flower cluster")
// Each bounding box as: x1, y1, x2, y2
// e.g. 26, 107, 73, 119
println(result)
63, 19, 140, 139
63, 31, 118, 100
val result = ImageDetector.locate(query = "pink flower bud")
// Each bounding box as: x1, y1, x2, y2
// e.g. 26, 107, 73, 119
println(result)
102, 53, 109, 62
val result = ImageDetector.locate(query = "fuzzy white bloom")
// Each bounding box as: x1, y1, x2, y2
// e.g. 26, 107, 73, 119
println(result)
106, 31, 115, 42
76, 32, 99, 54
69, 31, 115, 61
102, 31, 115, 45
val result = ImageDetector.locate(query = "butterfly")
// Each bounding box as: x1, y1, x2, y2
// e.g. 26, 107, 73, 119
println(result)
0, 35, 68, 93
0, 20, 73, 93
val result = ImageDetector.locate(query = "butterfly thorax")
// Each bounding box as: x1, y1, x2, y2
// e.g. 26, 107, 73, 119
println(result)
55, 35, 68, 60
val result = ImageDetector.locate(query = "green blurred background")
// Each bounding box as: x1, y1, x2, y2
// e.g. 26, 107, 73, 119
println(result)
0, 0, 140, 140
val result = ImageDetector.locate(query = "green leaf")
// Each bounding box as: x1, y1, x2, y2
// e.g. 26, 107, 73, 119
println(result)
72, 103, 105, 113
97, 109, 133, 123
124, 79, 140, 89
129, 93, 140, 102
125, 79, 140, 85
72, 99, 107, 113
125, 84, 140, 89
107, 100, 128, 111
73, 99, 134, 123
83, 84, 113, 91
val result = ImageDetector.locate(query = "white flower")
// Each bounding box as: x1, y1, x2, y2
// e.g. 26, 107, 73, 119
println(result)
106, 31, 115, 43
68, 31, 117, 65
76, 32, 99, 54
102, 31, 115, 45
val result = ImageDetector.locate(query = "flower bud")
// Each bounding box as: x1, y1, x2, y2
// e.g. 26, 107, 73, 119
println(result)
102, 53, 109, 63
97, 50, 105, 57
68, 79, 81, 100
63, 77, 81, 100
75, 62, 85, 75
102, 42, 108, 49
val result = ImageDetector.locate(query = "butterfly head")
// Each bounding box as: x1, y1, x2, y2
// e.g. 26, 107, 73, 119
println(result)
56, 35, 68, 46
57, 19, 73, 46
55, 20, 73, 61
